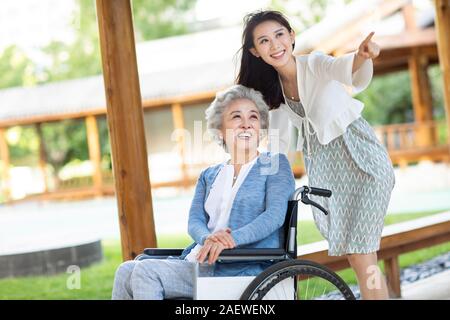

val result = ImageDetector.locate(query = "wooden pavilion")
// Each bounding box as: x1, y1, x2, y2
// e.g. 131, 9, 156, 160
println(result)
0, 0, 448, 259
0, 0, 448, 203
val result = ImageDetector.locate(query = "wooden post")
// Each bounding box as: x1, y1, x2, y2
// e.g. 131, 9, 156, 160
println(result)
0, 128, 11, 201
85, 116, 103, 195
384, 256, 402, 298
96, 0, 157, 260
434, 0, 450, 145
171, 103, 188, 188
409, 52, 434, 147
35, 123, 49, 193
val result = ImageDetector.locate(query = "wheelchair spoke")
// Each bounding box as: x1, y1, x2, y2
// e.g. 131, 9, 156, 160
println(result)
311, 281, 316, 299
240, 261, 355, 300
321, 285, 327, 298
305, 277, 310, 300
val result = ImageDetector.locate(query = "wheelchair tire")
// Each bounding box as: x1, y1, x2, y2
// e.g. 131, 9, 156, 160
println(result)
240, 259, 355, 300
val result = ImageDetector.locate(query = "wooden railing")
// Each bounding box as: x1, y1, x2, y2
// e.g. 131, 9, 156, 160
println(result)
58, 176, 93, 190
19, 121, 448, 202
374, 121, 445, 150
374, 121, 449, 165
298, 211, 450, 298
55, 121, 448, 193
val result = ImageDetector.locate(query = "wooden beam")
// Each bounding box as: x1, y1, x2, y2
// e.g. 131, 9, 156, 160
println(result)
96, 0, 157, 260
372, 44, 439, 76
85, 116, 103, 194
303, 0, 411, 55
434, 0, 450, 144
0, 90, 218, 129
0, 128, 11, 201
35, 123, 49, 193
339, 28, 437, 55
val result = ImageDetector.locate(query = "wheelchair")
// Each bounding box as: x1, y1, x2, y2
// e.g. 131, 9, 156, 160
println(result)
136, 186, 356, 300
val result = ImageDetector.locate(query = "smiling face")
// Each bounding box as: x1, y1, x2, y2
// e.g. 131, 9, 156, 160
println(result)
249, 20, 295, 68
221, 98, 261, 156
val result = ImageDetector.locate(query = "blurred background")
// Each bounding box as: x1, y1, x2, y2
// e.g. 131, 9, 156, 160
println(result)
0, 0, 449, 299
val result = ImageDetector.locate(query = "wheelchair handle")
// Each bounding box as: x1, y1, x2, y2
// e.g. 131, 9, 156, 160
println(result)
309, 187, 332, 198
290, 186, 332, 201
291, 186, 331, 216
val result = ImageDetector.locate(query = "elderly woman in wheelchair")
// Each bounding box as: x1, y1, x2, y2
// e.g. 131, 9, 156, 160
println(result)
112, 85, 355, 300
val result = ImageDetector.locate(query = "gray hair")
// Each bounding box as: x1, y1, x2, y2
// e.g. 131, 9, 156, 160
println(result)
205, 84, 269, 148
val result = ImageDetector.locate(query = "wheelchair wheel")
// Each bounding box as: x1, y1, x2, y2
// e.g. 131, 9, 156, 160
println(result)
240, 260, 355, 300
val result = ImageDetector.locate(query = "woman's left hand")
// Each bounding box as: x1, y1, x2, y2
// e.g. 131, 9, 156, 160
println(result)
206, 228, 236, 249
357, 32, 380, 60
196, 239, 226, 265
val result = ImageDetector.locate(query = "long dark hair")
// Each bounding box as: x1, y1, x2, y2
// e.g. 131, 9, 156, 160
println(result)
236, 10, 294, 110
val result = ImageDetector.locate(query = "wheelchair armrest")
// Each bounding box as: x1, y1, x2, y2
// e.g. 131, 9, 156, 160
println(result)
136, 248, 289, 262
135, 248, 184, 261
143, 248, 184, 256
217, 248, 288, 262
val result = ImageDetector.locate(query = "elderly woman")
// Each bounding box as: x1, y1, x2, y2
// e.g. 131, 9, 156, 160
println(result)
111, 84, 295, 300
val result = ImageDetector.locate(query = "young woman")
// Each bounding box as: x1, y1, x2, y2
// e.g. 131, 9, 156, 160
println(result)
111, 85, 295, 299
237, 10, 395, 300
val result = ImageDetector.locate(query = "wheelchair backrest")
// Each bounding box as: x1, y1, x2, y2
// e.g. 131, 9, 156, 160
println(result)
282, 200, 298, 259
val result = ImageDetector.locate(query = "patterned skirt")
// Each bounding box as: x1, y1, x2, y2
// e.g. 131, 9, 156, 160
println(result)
303, 117, 396, 256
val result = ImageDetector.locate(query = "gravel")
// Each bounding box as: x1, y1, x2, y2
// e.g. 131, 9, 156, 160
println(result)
320, 251, 450, 300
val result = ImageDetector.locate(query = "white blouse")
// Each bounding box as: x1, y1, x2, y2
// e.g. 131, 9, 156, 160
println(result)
268, 51, 373, 155
185, 156, 258, 262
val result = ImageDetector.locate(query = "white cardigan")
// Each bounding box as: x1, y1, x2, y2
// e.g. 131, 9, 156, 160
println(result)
268, 51, 373, 155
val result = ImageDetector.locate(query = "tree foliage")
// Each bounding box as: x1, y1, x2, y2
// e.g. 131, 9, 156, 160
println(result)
0, 0, 446, 183
1, 0, 197, 178
0, 45, 36, 89
40, 120, 89, 176
132, 0, 196, 42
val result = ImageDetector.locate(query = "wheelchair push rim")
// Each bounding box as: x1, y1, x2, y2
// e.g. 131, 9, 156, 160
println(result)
240, 259, 356, 300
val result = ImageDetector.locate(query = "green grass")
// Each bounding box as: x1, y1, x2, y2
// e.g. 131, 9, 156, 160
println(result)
0, 210, 449, 300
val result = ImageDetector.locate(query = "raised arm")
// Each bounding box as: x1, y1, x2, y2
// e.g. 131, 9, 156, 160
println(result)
307, 33, 379, 94
230, 153, 295, 246
352, 32, 380, 73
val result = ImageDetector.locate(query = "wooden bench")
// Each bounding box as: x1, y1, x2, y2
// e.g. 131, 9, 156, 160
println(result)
297, 211, 450, 298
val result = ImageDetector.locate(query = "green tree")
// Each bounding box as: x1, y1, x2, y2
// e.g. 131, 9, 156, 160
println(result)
39, 0, 197, 83
358, 65, 445, 126
7, 126, 40, 166
0, 45, 36, 89
132, 0, 197, 42
39, 0, 102, 83
357, 71, 413, 125
40, 119, 89, 186
2, 0, 198, 181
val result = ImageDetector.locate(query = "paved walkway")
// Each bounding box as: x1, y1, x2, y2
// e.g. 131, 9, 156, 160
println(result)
396, 269, 450, 300
0, 185, 449, 299
1, 178, 450, 255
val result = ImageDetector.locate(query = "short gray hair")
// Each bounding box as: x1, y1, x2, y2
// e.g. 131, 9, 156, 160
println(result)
205, 85, 269, 148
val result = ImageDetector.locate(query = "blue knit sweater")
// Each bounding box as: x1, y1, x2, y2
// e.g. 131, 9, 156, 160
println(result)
179, 152, 295, 276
